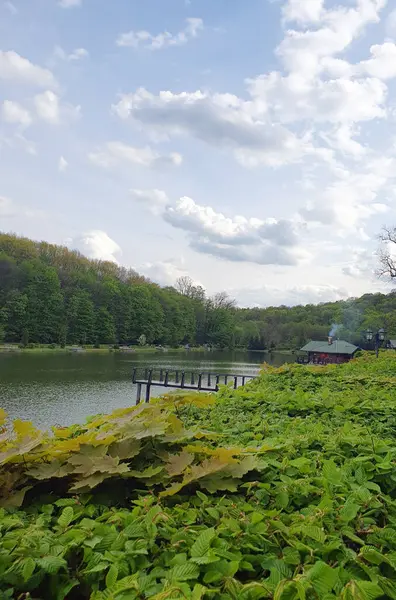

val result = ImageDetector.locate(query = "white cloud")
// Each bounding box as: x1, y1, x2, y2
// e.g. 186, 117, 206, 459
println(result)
34, 91, 80, 125
117, 17, 203, 50
0, 132, 37, 155
58, 156, 68, 172
88, 141, 182, 169
53, 46, 89, 62
249, 73, 387, 124
59, 0, 81, 7
233, 283, 349, 308
112, 88, 319, 167
128, 189, 310, 266
147, 194, 310, 266
140, 259, 194, 287
110, 0, 390, 176
130, 189, 169, 215
357, 42, 396, 79
111, 0, 389, 174
387, 9, 396, 37
300, 157, 395, 229
342, 248, 376, 278
321, 124, 367, 158
163, 196, 298, 246
1, 100, 32, 127
282, 0, 324, 24
34, 91, 59, 124
190, 237, 309, 266
277, 0, 386, 80
71, 231, 122, 263
0, 51, 57, 88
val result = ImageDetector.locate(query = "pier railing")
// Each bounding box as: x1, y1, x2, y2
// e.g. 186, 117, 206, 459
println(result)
132, 367, 256, 404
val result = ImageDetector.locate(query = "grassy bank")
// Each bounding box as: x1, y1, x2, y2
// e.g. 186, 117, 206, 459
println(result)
1, 353, 396, 598
0, 344, 296, 355
0, 344, 211, 355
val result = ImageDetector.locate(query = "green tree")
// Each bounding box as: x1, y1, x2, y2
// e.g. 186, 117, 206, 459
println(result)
206, 305, 236, 349
128, 285, 163, 344
21, 328, 29, 347
67, 291, 95, 345
3, 291, 28, 342
22, 260, 63, 343
95, 307, 116, 344
58, 322, 68, 348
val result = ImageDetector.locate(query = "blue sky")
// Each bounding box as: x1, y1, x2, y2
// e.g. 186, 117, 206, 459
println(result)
1, 0, 396, 306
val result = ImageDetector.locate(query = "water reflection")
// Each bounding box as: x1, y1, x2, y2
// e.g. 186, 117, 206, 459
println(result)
0, 350, 293, 429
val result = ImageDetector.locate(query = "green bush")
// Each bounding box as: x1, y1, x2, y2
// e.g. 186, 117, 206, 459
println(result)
2, 354, 396, 599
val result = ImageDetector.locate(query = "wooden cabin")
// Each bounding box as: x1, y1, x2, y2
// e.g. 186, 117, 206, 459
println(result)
299, 337, 359, 364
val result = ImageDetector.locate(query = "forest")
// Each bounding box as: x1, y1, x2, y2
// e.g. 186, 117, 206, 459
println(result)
1, 232, 396, 350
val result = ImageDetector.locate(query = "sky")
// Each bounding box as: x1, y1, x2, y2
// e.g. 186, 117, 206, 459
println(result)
1, 0, 396, 307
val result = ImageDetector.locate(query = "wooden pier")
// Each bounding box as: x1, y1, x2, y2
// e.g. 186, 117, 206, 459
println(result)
132, 367, 256, 404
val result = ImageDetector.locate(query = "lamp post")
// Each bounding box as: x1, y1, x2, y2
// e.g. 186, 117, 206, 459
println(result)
365, 328, 386, 358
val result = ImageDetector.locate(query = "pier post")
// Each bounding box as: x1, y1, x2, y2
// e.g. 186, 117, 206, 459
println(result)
136, 383, 142, 405
145, 370, 153, 403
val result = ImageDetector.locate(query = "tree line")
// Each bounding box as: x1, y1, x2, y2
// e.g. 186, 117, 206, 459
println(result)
1, 232, 396, 350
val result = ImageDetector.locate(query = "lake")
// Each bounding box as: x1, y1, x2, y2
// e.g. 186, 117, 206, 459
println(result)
0, 349, 294, 429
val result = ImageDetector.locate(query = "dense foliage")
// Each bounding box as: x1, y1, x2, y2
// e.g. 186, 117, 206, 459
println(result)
1, 232, 396, 350
2, 354, 396, 598
0, 233, 235, 348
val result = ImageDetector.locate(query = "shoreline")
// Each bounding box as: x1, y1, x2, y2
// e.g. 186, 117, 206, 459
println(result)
0, 344, 296, 355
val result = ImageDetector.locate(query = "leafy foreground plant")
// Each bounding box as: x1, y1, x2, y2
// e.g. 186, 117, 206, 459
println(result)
2, 354, 396, 599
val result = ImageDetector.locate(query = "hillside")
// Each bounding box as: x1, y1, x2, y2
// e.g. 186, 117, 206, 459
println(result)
2, 354, 396, 598
1, 232, 396, 350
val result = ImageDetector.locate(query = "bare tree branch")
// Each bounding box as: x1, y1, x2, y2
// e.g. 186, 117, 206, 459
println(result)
210, 291, 237, 310
377, 226, 396, 279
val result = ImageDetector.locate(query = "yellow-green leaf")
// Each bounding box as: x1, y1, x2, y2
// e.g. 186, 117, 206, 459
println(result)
106, 564, 119, 589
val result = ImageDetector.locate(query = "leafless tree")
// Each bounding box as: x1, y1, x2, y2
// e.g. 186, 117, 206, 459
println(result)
378, 226, 396, 279
175, 276, 206, 301
210, 291, 237, 310
176, 276, 194, 296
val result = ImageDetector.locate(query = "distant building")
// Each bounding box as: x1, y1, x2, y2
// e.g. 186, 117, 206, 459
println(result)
299, 337, 359, 364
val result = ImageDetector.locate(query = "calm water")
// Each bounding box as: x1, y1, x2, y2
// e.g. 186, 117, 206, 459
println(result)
0, 350, 293, 429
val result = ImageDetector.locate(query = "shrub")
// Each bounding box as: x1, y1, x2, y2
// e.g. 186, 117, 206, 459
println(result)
2, 354, 396, 599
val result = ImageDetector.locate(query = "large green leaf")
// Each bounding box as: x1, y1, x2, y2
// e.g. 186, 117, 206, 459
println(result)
190, 528, 216, 560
